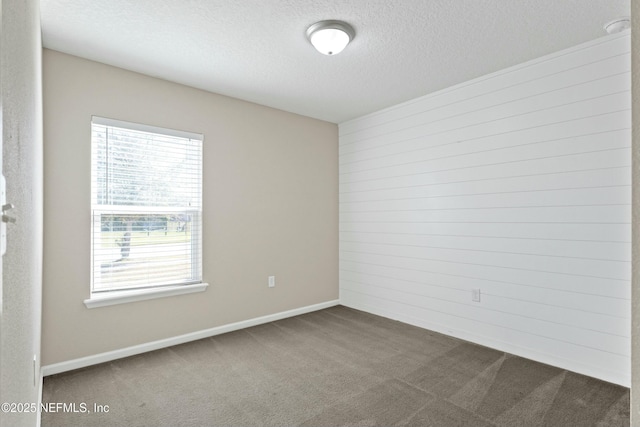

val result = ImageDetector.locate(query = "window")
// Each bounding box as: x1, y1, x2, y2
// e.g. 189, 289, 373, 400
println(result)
90, 117, 203, 298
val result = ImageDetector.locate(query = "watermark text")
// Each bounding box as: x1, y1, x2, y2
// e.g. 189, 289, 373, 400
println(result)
1, 402, 110, 414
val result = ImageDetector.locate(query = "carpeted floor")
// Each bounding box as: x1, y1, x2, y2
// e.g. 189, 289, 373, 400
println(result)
42, 306, 629, 427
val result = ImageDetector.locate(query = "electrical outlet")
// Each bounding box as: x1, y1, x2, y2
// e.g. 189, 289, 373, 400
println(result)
471, 289, 481, 302
268, 276, 275, 288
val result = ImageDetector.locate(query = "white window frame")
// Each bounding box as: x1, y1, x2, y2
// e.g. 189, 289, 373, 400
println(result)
85, 116, 207, 308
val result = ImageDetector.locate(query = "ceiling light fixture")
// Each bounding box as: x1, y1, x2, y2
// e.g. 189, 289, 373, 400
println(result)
306, 20, 355, 56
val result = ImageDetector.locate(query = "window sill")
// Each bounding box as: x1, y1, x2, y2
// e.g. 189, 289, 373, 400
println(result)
84, 282, 209, 309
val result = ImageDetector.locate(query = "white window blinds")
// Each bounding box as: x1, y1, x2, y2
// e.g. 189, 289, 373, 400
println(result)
90, 117, 203, 293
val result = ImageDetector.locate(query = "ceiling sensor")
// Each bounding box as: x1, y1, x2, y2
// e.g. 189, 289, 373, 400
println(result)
603, 17, 630, 34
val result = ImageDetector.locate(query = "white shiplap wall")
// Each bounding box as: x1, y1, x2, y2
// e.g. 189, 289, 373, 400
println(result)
339, 32, 631, 386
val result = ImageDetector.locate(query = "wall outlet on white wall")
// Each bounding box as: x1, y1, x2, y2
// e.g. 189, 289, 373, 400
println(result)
268, 276, 275, 288
471, 289, 481, 302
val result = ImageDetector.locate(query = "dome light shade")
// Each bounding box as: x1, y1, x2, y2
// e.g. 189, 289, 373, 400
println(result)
306, 20, 355, 55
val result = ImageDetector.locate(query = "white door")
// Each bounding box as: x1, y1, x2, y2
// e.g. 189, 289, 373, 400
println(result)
0, 0, 3, 314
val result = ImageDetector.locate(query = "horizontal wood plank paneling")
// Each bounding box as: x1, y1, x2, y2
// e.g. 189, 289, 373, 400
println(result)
339, 32, 631, 386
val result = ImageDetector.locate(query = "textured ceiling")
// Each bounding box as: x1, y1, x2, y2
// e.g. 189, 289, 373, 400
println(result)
40, 0, 629, 123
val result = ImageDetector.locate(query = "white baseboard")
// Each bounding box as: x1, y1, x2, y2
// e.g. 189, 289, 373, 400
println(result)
42, 299, 339, 377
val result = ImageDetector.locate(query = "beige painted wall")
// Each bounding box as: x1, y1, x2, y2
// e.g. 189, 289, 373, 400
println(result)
42, 49, 338, 366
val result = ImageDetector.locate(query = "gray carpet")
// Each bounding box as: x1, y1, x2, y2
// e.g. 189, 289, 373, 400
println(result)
42, 306, 629, 427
